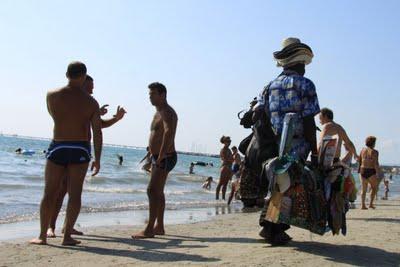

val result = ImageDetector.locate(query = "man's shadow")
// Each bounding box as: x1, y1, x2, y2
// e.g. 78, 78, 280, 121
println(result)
50, 234, 218, 263
287, 241, 400, 267
50, 233, 260, 263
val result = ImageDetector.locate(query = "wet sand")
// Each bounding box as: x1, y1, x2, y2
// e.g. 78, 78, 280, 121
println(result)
1, 199, 399, 266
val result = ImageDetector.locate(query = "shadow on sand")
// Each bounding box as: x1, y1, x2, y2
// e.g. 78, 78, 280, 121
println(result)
288, 241, 400, 267
49, 233, 261, 263
348, 217, 400, 224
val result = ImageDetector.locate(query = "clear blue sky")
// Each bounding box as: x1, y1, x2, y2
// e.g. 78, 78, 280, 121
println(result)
0, 0, 399, 164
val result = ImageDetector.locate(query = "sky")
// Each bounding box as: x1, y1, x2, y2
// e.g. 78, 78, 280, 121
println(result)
0, 0, 399, 164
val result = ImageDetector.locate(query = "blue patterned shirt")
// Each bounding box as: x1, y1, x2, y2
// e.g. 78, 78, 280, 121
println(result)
254, 70, 320, 159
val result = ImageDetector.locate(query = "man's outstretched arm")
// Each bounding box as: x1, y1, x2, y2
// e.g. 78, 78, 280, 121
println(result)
101, 106, 127, 128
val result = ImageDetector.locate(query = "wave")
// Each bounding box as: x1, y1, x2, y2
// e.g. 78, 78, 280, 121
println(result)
0, 199, 233, 224
0, 183, 42, 190
83, 186, 147, 194
82, 186, 211, 196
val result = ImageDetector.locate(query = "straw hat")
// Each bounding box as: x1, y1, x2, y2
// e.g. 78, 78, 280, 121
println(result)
273, 37, 314, 67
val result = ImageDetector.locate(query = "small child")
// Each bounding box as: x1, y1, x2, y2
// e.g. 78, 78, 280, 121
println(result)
382, 179, 389, 200
228, 163, 243, 205
202, 177, 213, 190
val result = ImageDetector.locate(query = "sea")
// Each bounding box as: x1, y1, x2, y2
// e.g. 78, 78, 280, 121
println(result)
0, 135, 398, 241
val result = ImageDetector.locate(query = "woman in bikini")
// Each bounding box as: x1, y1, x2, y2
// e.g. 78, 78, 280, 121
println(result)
358, 136, 380, 210
216, 136, 234, 200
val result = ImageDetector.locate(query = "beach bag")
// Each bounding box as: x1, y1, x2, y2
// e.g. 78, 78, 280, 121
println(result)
266, 161, 327, 235
348, 173, 358, 202
239, 133, 253, 155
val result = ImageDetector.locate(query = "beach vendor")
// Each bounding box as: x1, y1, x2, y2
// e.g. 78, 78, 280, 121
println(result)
256, 38, 320, 245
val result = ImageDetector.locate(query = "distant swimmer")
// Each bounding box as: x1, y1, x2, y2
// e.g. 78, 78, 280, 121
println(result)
202, 176, 214, 190
117, 154, 124, 165
15, 148, 35, 156
46, 74, 127, 239
132, 82, 178, 239
190, 161, 212, 174
191, 161, 213, 167
30, 62, 103, 246
189, 162, 195, 174
139, 147, 152, 173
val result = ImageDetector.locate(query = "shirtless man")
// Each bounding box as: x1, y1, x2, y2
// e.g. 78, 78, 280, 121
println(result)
216, 136, 234, 200
318, 108, 358, 162
47, 75, 126, 238
132, 82, 178, 239
30, 62, 102, 246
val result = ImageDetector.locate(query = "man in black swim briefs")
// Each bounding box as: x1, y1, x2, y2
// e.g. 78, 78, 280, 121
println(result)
132, 82, 178, 239
47, 75, 127, 238
30, 62, 103, 246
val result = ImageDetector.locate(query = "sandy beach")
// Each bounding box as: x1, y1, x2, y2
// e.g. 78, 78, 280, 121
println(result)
0, 199, 399, 267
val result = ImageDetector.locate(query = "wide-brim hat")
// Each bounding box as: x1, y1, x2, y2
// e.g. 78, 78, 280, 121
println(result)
273, 37, 314, 67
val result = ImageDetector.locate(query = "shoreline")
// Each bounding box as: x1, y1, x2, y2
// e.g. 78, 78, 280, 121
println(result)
1, 199, 399, 266
0, 203, 243, 242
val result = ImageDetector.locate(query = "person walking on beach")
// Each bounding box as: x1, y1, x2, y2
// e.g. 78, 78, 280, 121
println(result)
30, 62, 103, 246
216, 136, 234, 200
257, 38, 320, 245
318, 108, 358, 162
132, 82, 178, 239
359, 136, 380, 209
47, 74, 126, 238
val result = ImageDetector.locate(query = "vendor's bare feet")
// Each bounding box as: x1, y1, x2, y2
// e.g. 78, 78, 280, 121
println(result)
29, 238, 47, 245
361, 206, 368, 210
62, 237, 81, 246
47, 228, 56, 238
153, 226, 165, 235
62, 228, 84, 236
131, 230, 155, 239
369, 205, 376, 209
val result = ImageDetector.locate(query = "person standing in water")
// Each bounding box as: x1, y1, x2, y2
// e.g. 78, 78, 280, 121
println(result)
231, 146, 242, 178
189, 162, 195, 174
118, 154, 124, 165
132, 82, 178, 239
216, 136, 234, 200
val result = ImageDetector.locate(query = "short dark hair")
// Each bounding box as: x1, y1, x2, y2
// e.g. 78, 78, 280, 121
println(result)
148, 82, 167, 95
86, 75, 93, 81
232, 146, 237, 151
366, 136, 377, 148
220, 135, 230, 144
320, 108, 334, 120
66, 61, 87, 79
